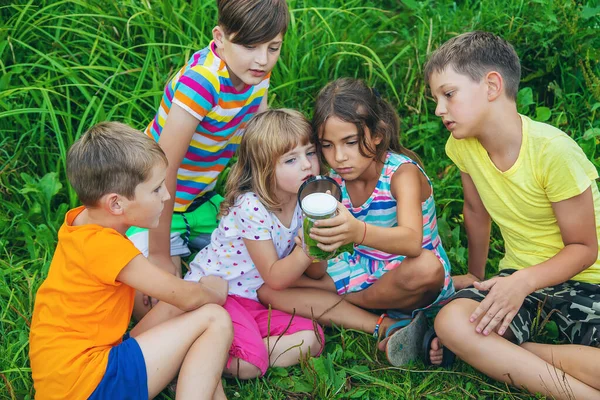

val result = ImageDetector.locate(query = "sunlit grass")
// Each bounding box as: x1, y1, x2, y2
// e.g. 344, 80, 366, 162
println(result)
1, 0, 598, 398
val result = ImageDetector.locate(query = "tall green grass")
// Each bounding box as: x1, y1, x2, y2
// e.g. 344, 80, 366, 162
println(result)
1, 0, 599, 398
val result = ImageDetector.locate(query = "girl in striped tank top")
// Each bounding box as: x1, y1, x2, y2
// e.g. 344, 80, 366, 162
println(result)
258, 78, 454, 367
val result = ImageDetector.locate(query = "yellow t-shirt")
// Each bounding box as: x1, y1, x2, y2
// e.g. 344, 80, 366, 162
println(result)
446, 115, 600, 284
29, 206, 141, 399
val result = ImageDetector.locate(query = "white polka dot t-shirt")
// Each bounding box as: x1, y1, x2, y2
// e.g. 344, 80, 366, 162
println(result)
185, 192, 302, 300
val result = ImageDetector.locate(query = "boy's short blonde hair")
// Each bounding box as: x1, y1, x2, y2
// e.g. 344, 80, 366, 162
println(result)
424, 31, 521, 100
67, 122, 167, 206
217, 0, 289, 45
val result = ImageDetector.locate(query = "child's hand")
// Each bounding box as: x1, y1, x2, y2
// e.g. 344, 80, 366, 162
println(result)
200, 275, 229, 305
311, 203, 361, 252
469, 275, 533, 336
452, 273, 479, 290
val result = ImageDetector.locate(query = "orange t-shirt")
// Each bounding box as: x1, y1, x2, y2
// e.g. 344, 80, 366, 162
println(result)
29, 206, 142, 399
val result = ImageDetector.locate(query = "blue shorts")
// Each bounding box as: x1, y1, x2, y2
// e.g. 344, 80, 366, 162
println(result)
88, 334, 148, 400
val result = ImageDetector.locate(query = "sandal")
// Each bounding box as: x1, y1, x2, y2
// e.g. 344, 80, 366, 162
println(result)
385, 311, 428, 366
422, 326, 456, 368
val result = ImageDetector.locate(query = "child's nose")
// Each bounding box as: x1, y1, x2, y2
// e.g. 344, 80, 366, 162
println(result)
435, 102, 446, 117
255, 48, 268, 66
335, 147, 346, 162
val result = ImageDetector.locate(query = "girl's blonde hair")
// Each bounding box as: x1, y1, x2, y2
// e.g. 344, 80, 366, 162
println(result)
221, 109, 312, 215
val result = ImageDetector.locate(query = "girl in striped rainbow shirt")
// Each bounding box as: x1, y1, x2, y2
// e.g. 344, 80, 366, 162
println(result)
258, 78, 455, 367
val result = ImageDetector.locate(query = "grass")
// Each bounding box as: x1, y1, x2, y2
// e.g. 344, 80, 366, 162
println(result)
1, 0, 599, 398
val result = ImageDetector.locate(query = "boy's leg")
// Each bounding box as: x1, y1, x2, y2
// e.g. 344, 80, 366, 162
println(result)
130, 300, 186, 337
520, 342, 600, 391
344, 249, 446, 311
133, 304, 232, 399
435, 298, 600, 398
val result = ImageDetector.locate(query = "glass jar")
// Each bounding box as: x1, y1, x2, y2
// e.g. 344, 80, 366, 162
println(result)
301, 192, 338, 260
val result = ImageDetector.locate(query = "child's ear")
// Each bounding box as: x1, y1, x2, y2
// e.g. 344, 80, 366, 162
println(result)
212, 25, 225, 48
485, 71, 503, 101
103, 193, 125, 216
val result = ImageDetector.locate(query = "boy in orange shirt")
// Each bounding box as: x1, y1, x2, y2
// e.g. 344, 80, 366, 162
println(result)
29, 122, 233, 400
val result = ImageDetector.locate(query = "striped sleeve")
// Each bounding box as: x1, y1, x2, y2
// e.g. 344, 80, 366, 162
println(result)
172, 65, 219, 121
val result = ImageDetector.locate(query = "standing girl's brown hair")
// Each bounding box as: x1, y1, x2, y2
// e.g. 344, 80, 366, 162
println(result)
311, 78, 422, 167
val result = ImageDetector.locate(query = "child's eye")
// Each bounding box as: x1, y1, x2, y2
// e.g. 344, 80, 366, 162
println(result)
444, 91, 455, 98
321, 143, 331, 149
244, 45, 256, 50
154, 186, 161, 193
269, 47, 280, 52
284, 158, 296, 164
307, 151, 316, 157
347, 141, 358, 145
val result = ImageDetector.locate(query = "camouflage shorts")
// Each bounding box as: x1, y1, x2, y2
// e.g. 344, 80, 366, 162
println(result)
452, 269, 600, 347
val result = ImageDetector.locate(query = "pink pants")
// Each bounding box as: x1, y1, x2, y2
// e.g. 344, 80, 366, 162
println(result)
224, 295, 325, 376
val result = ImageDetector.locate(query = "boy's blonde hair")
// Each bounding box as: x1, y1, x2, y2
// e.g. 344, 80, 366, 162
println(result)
67, 122, 167, 206
424, 31, 521, 100
221, 109, 312, 214
217, 0, 289, 45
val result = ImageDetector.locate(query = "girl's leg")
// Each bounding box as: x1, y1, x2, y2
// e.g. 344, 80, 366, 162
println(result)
223, 330, 323, 379
257, 285, 397, 334
435, 298, 600, 399
133, 304, 232, 399
344, 249, 445, 311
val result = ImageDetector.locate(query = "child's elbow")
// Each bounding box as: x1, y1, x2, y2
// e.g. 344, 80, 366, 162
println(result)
266, 278, 287, 291
583, 243, 598, 269
405, 238, 423, 258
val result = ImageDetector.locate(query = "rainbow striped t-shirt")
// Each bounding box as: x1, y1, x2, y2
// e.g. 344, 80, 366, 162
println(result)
146, 41, 270, 212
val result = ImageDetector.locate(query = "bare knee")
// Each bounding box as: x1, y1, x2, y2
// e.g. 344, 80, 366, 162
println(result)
189, 304, 233, 339
225, 358, 262, 380
257, 285, 276, 306
434, 299, 476, 346
395, 251, 444, 292
296, 330, 324, 357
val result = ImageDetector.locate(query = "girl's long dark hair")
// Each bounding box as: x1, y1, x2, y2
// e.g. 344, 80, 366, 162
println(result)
312, 78, 422, 167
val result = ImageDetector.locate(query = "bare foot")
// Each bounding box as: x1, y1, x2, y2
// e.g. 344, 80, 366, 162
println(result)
429, 337, 444, 365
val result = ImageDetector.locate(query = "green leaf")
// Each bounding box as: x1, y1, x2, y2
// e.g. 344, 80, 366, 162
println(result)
583, 128, 600, 140
581, 5, 600, 19
535, 106, 551, 122
268, 367, 289, 377
517, 87, 534, 113
401, 0, 419, 11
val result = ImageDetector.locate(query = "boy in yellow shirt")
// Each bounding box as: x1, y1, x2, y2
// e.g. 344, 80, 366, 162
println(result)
29, 122, 233, 399
424, 31, 600, 398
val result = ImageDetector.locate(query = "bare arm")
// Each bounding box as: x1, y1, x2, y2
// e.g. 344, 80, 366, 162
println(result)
244, 238, 314, 290
117, 254, 228, 311
470, 186, 598, 336
516, 186, 598, 289
148, 104, 199, 270
458, 172, 491, 286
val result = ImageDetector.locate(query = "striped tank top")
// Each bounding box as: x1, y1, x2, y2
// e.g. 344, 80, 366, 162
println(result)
330, 151, 445, 262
